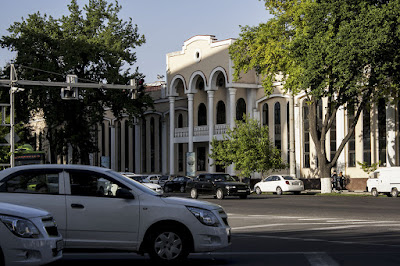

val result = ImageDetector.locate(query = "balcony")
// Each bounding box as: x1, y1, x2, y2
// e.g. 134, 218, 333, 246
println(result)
174, 124, 229, 141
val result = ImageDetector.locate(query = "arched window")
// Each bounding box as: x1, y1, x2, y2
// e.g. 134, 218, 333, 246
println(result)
363, 107, 371, 165
216, 101, 226, 124
198, 103, 207, 126
178, 114, 183, 128
274, 102, 281, 150
150, 117, 155, 172
303, 104, 310, 168
236, 98, 246, 121
263, 103, 269, 126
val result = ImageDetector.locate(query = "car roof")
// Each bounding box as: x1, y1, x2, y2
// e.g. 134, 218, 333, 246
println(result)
0, 164, 112, 179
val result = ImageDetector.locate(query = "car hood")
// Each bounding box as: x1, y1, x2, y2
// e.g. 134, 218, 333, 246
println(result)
161, 197, 222, 210
143, 183, 161, 189
0, 202, 49, 219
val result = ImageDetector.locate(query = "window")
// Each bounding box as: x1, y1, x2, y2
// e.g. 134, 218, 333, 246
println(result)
263, 103, 269, 126
216, 101, 226, 124
274, 102, 281, 150
347, 103, 356, 167
178, 114, 183, 128
198, 103, 207, 126
0, 170, 60, 194
150, 117, 155, 172
69, 171, 126, 198
303, 105, 310, 168
117, 121, 121, 171
178, 143, 183, 172
378, 99, 386, 166
236, 98, 246, 121
363, 108, 371, 165
125, 121, 129, 171
330, 115, 337, 164
197, 147, 206, 171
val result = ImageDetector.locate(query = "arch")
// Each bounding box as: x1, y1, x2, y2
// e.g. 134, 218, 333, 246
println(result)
188, 71, 207, 94
169, 75, 186, 97
198, 103, 207, 126
236, 98, 246, 121
216, 101, 226, 124
209, 66, 228, 90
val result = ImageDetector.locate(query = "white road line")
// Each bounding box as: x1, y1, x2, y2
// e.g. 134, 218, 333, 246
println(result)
305, 252, 339, 266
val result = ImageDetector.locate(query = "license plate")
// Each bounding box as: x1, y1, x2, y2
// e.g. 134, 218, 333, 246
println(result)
238, 190, 247, 193
56, 240, 64, 252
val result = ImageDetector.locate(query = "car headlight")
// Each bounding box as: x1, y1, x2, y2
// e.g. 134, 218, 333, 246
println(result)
225, 185, 236, 189
0, 215, 40, 238
187, 207, 220, 227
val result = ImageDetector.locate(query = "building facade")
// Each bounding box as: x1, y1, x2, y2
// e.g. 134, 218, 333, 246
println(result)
73, 35, 400, 190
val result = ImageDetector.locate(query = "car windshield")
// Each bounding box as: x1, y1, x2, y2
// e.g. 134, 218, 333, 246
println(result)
212, 174, 235, 182
107, 171, 160, 196
283, 176, 296, 180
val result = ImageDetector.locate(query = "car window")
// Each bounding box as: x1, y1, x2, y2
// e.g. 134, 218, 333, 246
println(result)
68, 171, 126, 198
265, 176, 274, 182
0, 170, 60, 194
283, 176, 295, 180
199, 175, 206, 182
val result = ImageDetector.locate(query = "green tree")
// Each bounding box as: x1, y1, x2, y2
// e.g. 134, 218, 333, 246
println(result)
230, 0, 400, 192
210, 116, 286, 178
0, 0, 152, 164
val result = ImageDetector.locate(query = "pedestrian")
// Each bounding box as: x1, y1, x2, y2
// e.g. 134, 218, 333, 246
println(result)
331, 170, 337, 191
339, 171, 344, 190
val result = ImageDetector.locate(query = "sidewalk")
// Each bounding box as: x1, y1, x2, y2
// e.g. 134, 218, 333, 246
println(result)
303, 189, 370, 195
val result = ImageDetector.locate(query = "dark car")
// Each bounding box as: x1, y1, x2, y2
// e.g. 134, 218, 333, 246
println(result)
186, 173, 250, 199
163, 176, 191, 193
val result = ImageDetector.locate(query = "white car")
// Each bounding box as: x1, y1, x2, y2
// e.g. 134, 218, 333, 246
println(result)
367, 167, 400, 197
0, 165, 230, 262
120, 173, 163, 194
147, 174, 162, 184
254, 175, 304, 195
0, 202, 63, 266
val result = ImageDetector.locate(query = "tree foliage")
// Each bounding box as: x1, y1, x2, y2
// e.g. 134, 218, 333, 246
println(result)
210, 116, 286, 178
230, 0, 400, 191
0, 0, 152, 163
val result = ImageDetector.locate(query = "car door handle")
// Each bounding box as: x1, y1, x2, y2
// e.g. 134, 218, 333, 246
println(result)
71, 203, 84, 209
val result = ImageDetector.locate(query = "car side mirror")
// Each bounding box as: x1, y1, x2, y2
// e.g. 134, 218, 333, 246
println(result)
116, 188, 135, 199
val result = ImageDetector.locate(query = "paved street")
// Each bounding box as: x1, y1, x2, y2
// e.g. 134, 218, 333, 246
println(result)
52, 193, 400, 265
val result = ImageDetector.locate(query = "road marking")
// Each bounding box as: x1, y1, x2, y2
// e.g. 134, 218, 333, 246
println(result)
305, 252, 339, 266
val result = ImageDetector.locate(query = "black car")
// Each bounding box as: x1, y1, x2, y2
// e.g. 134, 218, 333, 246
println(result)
186, 173, 250, 199
163, 176, 191, 193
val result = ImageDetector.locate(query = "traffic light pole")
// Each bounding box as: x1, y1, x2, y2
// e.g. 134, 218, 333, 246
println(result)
1, 64, 139, 168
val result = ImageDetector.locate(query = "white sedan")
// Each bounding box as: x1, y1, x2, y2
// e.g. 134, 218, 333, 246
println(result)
0, 202, 63, 266
254, 175, 304, 195
120, 173, 163, 194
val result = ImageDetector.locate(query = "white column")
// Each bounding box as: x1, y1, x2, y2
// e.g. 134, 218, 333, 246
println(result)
145, 116, 151, 173
161, 117, 168, 174
110, 124, 116, 170
208, 90, 215, 172
134, 120, 141, 173
169, 97, 176, 175
336, 106, 345, 173
188, 93, 194, 153
228, 88, 237, 175
294, 99, 301, 179
386, 103, 396, 167
289, 94, 296, 177
228, 88, 237, 129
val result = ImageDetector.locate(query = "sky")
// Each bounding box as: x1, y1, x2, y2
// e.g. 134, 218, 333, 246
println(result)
0, 0, 272, 83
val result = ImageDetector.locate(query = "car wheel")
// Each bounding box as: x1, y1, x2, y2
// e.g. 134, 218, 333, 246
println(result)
164, 186, 170, 193
371, 188, 378, 197
255, 186, 262, 195
180, 186, 185, 193
216, 188, 225, 200
148, 227, 190, 262
190, 188, 198, 199
391, 188, 398, 198
276, 187, 283, 195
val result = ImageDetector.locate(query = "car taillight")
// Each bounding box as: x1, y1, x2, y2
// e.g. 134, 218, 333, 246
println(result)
286, 181, 290, 185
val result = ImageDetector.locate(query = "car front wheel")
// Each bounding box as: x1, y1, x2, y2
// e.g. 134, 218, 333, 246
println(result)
148, 227, 190, 262
216, 188, 225, 200
255, 186, 262, 195
371, 188, 378, 197
190, 188, 198, 199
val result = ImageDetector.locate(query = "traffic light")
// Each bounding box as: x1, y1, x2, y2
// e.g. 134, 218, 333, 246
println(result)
129, 78, 145, 100
137, 78, 145, 93
61, 75, 79, 100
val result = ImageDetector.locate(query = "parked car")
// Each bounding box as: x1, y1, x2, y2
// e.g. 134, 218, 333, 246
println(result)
254, 175, 304, 195
0, 165, 230, 262
158, 175, 173, 187
186, 173, 250, 200
0, 202, 63, 266
147, 174, 162, 184
120, 173, 163, 194
367, 167, 400, 197
164, 176, 192, 193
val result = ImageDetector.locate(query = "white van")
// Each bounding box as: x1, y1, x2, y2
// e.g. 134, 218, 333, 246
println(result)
366, 167, 400, 197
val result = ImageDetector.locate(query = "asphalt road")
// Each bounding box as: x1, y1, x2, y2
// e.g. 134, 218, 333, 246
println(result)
51, 193, 400, 266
